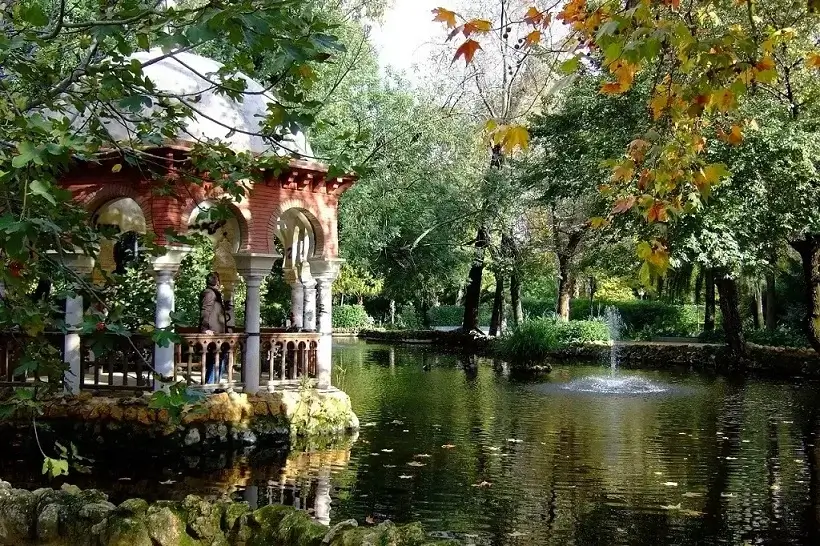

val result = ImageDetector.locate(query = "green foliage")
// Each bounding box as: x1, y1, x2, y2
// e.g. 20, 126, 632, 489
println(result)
332, 263, 382, 301
497, 318, 610, 363
174, 237, 216, 328
700, 327, 809, 349
332, 304, 374, 330
261, 266, 291, 328
426, 305, 494, 327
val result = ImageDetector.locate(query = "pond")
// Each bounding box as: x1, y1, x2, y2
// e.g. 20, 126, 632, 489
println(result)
5, 338, 820, 545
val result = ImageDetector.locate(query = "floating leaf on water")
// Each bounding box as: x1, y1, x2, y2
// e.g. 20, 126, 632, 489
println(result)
407, 461, 426, 467
159, 479, 176, 485
398, 474, 413, 479
486, 447, 500, 451
654, 472, 663, 476
663, 482, 678, 487
741, 440, 750, 443
362, 422, 378, 427
720, 492, 735, 498
383, 465, 396, 468
471, 481, 492, 488
403, 430, 409, 433
506, 438, 523, 443
381, 449, 394, 453
414, 453, 431, 458
661, 503, 681, 510
682, 492, 703, 498
390, 420, 404, 425
680, 509, 705, 517
370, 452, 380, 456
442, 444, 456, 449
725, 456, 737, 460
118, 477, 131, 481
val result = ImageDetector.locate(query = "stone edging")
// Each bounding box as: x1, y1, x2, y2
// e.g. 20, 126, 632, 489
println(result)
0, 481, 458, 545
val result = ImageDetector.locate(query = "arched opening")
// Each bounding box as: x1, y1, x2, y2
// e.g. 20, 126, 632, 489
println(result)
92, 197, 148, 276
274, 207, 320, 270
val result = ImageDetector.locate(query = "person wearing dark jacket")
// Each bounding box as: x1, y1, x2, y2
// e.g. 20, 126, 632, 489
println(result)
199, 272, 228, 384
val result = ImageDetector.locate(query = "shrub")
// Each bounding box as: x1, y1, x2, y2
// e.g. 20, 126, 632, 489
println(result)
332, 305, 374, 330
700, 327, 810, 348
497, 318, 609, 363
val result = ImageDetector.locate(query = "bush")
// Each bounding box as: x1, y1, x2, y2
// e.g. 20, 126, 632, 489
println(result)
700, 327, 810, 348
332, 304, 374, 330
497, 318, 609, 363
523, 298, 703, 338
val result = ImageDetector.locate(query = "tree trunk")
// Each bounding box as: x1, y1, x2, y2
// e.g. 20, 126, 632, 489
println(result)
556, 254, 572, 321
510, 270, 523, 327
489, 274, 505, 336
462, 221, 490, 332
704, 268, 716, 332
765, 273, 777, 330
790, 236, 820, 352
694, 268, 703, 304
754, 283, 764, 330
715, 274, 745, 359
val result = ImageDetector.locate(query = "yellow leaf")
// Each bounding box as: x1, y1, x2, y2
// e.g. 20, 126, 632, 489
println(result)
590, 216, 608, 229
709, 88, 736, 112
611, 160, 635, 183
524, 7, 545, 26
463, 19, 492, 37
432, 7, 458, 28
756, 55, 775, 71
111, 164, 122, 173
650, 93, 668, 120
807, 52, 820, 69
500, 125, 529, 154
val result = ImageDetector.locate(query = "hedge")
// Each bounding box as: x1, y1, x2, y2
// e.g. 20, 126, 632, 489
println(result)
332, 304, 375, 330
427, 305, 494, 327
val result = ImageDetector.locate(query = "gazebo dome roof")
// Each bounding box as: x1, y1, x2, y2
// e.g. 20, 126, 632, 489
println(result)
105, 49, 313, 157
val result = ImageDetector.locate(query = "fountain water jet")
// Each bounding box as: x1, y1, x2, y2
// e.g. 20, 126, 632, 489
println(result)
560, 306, 669, 395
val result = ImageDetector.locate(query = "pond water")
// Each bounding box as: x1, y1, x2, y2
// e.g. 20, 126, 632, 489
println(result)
5, 338, 820, 545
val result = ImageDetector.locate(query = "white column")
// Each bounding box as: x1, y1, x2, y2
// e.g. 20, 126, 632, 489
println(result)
58, 252, 95, 395
151, 246, 190, 390
315, 278, 334, 335
302, 276, 317, 331
314, 466, 332, 525
309, 259, 342, 389
285, 268, 304, 329
235, 252, 278, 395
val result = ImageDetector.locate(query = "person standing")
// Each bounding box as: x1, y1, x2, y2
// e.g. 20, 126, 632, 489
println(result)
199, 272, 227, 384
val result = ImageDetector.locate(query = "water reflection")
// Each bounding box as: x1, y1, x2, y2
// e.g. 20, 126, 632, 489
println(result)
2, 339, 820, 545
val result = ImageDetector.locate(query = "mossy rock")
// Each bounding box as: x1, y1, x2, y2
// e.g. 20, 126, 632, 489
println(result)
99, 516, 152, 546
181, 494, 225, 541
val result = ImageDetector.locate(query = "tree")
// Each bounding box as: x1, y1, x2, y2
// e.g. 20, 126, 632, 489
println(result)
523, 73, 646, 319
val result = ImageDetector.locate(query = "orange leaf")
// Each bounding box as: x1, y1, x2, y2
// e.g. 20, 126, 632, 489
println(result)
453, 39, 482, 65
628, 139, 650, 163
638, 169, 653, 191
663, 0, 681, 9
524, 30, 542, 47
613, 196, 636, 214
432, 7, 458, 28
558, 0, 587, 24
601, 81, 625, 95
646, 201, 669, 223
463, 19, 492, 37
756, 55, 775, 71
524, 7, 547, 26
807, 52, 820, 68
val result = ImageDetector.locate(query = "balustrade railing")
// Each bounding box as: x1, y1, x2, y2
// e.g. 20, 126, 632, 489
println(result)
0, 330, 321, 393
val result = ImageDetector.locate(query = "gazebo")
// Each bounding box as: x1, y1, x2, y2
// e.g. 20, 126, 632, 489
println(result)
50, 50, 354, 395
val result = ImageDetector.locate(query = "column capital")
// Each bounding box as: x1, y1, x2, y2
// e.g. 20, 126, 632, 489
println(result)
234, 252, 278, 281
48, 248, 95, 277
151, 245, 192, 276
308, 258, 344, 283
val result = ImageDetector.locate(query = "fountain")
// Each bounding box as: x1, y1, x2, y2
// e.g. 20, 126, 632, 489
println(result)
559, 306, 669, 395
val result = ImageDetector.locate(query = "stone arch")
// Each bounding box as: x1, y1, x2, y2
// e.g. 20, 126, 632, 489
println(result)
266, 199, 326, 262
183, 198, 250, 252
82, 184, 154, 235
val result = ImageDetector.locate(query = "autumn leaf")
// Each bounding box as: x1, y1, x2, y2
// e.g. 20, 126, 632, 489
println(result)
590, 216, 609, 229
807, 52, 820, 68
432, 7, 457, 28
718, 125, 743, 145
463, 19, 492, 37
524, 30, 542, 47
646, 201, 669, 223
499, 125, 529, 154
709, 88, 736, 112
628, 139, 650, 163
693, 163, 729, 198
611, 160, 635, 183
601, 81, 625, 95
756, 55, 775, 71
524, 7, 545, 26
558, 0, 587, 24
453, 39, 482, 65
612, 196, 636, 214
